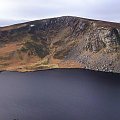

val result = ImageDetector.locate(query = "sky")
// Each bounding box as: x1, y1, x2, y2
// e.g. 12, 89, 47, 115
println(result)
0, 0, 120, 26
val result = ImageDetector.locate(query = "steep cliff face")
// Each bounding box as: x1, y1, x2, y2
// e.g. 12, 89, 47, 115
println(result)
0, 16, 120, 72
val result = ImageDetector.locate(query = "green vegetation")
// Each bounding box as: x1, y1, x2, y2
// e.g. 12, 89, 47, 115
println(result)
20, 41, 49, 58
54, 48, 70, 59
24, 58, 58, 71
53, 41, 76, 59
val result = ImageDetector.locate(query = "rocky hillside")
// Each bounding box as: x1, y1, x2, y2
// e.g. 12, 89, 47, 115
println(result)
0, 16, 120, 73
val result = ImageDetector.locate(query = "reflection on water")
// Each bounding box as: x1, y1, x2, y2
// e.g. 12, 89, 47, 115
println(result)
0, 69, 120, 120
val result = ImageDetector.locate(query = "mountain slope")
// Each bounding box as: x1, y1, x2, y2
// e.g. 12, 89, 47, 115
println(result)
0, 16, 120, 72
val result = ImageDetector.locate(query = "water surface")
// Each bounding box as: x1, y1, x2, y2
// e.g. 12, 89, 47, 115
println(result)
0, 69, 120, 120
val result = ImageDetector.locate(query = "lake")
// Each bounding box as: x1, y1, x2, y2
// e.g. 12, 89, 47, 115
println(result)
0, 69, 120, 120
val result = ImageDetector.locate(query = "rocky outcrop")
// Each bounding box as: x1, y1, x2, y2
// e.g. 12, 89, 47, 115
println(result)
0, 16, 120, 73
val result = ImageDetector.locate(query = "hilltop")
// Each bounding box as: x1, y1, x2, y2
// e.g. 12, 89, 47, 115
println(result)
0, 16, 120, 72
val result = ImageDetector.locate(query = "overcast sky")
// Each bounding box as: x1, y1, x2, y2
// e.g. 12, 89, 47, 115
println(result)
0, 0, 120, 26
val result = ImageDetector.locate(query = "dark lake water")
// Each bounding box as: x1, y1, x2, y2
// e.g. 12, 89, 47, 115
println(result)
0, 69, 120, 120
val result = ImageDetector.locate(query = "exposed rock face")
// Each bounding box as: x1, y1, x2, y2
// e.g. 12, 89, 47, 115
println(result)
0, 16, 120, 72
